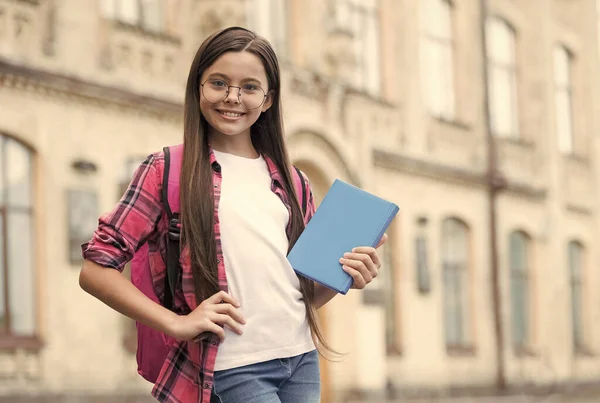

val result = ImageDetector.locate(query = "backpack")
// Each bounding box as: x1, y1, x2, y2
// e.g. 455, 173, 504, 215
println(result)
130, 144, 309, 383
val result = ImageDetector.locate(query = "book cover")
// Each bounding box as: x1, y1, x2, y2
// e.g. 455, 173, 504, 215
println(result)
287, 179, 399, 294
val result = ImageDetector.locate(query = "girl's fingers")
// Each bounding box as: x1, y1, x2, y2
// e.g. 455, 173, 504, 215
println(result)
207, 290, 240, 307
375, 233, 388, 249
343, 266, 368, 289
213, 303, 246, 324
211, 313, 244, 335
341, 252, 378, 277
204, 322, 226, 341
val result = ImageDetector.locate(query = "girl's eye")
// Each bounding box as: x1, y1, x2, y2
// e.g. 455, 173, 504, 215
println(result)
210, 79, 227, 87
242, 84, 259, 92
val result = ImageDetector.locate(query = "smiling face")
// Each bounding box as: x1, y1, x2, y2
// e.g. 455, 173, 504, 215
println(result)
199, 51, 273, 142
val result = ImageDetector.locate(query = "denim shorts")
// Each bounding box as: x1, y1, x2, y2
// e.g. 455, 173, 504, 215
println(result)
210, 349, 321, 403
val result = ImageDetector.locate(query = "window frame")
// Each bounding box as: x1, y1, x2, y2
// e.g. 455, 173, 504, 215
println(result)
509, 230, 532, 354
99, 0, 177, 38
420, 0, 456, 120
486, 17, 520, 138
0, 134, 40, 351
441, 217, 473, 354
568, 240, 586, 353
554, 45, 575, 154
333, 0, 381, 94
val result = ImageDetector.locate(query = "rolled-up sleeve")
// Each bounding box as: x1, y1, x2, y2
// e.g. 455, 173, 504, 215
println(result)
300, 170, 317, 225
81, 153, 163, 271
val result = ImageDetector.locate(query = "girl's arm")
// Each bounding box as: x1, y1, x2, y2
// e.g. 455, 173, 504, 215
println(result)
80, 260, 180, 335
79, 261, 245, 340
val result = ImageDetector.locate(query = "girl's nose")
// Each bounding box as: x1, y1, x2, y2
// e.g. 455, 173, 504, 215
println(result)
224, 87, 241, 104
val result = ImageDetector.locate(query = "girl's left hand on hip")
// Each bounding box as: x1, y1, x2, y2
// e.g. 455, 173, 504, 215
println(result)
339, 233, 388, 290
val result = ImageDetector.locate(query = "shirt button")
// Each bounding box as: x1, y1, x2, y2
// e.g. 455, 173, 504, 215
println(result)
216, 259, 220, 264
204, 383, 211, 388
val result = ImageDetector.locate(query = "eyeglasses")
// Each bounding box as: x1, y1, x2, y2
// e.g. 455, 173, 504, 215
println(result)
200, 79, 268, 110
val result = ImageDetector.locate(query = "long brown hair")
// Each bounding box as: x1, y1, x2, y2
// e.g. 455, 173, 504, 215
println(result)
180, 26, 337, 357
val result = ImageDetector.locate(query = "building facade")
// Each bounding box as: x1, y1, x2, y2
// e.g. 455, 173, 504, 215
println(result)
1, 0, 600, 402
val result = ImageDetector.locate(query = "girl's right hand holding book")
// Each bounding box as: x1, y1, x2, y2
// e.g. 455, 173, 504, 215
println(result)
169, 291, 245, 342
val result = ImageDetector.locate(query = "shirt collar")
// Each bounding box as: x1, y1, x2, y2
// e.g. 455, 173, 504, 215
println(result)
208, 146, 283, 184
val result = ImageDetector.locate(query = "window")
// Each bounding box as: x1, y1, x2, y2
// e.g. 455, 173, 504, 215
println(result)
509, 231, 530, 350
568, 240, 585, 351
420, 0, 455, 120
100, 0, 167, 34
486, 17, 519, 138
554, 46, 574, 154
0, 135, 36, 340
246, 0, 288, 57
333, 0, 381, 94
415, 235, 431, 294
441, 218, 471, 349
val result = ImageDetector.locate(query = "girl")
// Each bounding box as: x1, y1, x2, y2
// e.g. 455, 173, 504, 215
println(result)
79, 26, 387, 403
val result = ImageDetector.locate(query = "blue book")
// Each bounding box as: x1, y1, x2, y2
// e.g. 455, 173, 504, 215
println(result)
287, 179, 399, 294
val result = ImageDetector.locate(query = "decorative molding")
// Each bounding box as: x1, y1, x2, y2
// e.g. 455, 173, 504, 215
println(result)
373, 149, 487, 187
566, 204, 593, 216
373, 149, 547, 200
0, 57, 183, 119
289, 69, 329, 101
290, 129, 360, 187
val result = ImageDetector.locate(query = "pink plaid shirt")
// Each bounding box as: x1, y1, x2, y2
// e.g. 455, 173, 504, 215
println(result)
82, 148, 316, 403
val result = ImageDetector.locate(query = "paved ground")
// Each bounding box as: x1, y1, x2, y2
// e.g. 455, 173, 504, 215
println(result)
1, 391, 600, 403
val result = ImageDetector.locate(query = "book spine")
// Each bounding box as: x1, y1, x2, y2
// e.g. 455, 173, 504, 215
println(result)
370, 204, 398, 248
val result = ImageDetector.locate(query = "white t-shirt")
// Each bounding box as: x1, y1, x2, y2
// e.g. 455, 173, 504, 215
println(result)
212, 150, 315, 371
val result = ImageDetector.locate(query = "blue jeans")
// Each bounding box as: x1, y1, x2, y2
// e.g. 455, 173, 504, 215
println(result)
210, 349, 320, 403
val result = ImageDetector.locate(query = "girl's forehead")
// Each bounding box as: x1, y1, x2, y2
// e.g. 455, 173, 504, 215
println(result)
203, 51, 268, 84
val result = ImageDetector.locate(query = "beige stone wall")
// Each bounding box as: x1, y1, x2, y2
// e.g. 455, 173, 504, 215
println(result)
1, 0, 600, 401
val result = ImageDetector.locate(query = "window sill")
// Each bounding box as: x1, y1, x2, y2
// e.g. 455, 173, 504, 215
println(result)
432, 115, 471, 131
0, 335, 43, 351
563, 153, 590, 166
496, 136, 535, 149
110, 20, 181, 46
446, 344, 476, 357
514, 345, 538, 358
575, 346, 596, 358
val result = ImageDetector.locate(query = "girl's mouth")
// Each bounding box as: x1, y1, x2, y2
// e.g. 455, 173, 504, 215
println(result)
217, 109, 245, 119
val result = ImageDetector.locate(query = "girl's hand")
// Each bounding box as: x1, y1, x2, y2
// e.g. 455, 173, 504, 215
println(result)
169, 291, 245, 341
339, 233, 388, 290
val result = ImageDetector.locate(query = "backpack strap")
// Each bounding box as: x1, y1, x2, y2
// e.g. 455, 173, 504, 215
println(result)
293, 166, 307, 218
162, 144, 183, 311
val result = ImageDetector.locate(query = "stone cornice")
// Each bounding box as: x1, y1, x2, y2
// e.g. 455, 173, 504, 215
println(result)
0, 57, 183, 120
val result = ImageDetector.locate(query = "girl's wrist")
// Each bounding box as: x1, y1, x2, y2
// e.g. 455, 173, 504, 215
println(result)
163, 311, 183, 338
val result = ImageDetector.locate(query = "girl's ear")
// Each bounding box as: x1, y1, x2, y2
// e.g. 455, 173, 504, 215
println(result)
261, 91, 274, 112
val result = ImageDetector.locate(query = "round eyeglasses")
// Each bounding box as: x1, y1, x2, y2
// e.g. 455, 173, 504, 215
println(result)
200, 79, 268, 110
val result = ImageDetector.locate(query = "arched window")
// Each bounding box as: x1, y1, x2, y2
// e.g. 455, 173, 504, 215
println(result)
441, 217, 471, 349
568, 240, 585, 351
0, 134, 36, 340
509, 230, 531, 349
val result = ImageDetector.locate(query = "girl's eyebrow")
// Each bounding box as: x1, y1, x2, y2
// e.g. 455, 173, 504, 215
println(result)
207, 72, 263, 84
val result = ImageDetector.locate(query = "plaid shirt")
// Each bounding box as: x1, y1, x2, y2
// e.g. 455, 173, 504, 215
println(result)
82, 148, 315, 403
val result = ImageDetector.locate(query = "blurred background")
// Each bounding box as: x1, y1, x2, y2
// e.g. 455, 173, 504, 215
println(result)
2, 0, 600, 402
